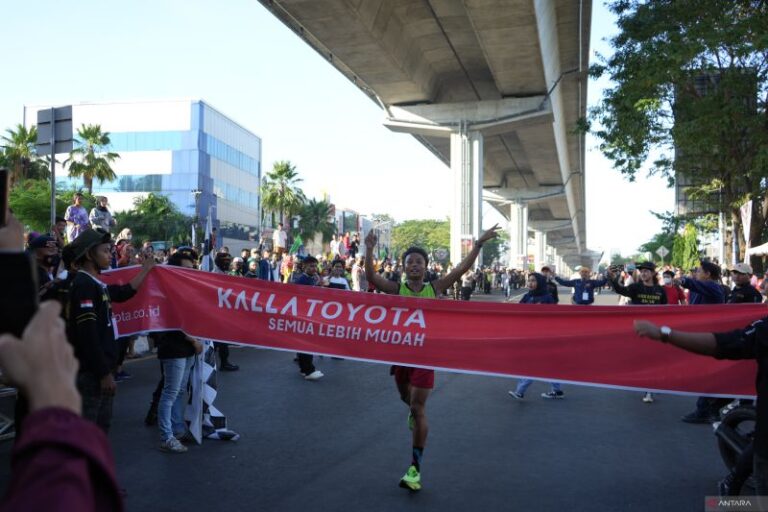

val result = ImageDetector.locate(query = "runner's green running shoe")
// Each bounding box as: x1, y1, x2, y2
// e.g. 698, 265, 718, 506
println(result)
407, 412, 415, 431
399, 465, 421, 491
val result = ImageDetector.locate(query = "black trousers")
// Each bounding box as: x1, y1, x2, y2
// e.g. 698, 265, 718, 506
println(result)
695, 396, 731, 417
150, 362, 164, 409
297, 353, 315, 375
215, 342, 232, 365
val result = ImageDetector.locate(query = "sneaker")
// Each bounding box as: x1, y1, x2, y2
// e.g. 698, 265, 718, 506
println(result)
541, 390, 564, 399
159, 437, 188, 453
220, 362, 239, 371
643, 392, 654, 403
114, 370, 132, 382
399, 465, 421, 492
408, 412, 415, 431
508, 391, 524, 400
304, 370, 324, 381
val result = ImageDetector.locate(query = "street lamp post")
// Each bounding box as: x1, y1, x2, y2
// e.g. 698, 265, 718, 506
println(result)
191, 189, 202, 246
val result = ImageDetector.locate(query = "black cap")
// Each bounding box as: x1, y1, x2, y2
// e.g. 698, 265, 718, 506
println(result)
68, 228, 112, 262
636, 261, 656, 272
28, 234, 56, 250
168, 246, 198, 266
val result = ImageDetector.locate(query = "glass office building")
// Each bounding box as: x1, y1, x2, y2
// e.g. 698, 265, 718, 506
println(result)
24, 99, 262, 240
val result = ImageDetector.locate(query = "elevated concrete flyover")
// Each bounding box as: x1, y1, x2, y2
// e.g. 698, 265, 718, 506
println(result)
259, 0, 593, 271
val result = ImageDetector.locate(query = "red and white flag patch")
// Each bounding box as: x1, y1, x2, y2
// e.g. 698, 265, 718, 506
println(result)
80, 300, 94, 309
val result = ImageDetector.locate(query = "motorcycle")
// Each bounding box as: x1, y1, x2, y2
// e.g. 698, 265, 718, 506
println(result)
714, 400, 756, 494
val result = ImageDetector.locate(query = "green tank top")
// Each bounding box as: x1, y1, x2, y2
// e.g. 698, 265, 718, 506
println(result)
398, 281, 436, 298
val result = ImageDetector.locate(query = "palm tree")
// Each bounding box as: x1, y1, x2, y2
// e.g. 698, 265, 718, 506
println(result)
298, 198, 337, 245
260, 160, 306, 227
1, 124, 47, 186
65, 124, 119, 194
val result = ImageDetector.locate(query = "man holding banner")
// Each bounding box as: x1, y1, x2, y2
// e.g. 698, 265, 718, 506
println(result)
634, 318, 768, 506
364, 224, 498, 492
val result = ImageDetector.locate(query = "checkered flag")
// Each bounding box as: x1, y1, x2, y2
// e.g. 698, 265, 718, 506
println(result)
185, 209, 239, 443
186, 341, 240, 442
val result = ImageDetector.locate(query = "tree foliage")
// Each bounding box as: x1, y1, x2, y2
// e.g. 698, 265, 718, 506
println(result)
1, 124, 49, 186
391, 219, 449, 258
638, 231, 677, 265
65, 124, 119, 195
9, 179, 94, 233
591, 0, 768, 262
481, 235, 505, 267
671, 223, 700, 270
297, 198, 336, 245
260, 160, 306, 227
113, 193, 193, 245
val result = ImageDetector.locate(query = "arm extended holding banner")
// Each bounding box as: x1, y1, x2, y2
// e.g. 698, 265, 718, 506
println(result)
634, 320, 717, 357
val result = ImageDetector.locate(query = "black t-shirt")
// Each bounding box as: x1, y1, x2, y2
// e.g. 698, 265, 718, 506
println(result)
612, 280, 668, 305
714, 319, 766, 456
729, 284, 763, 304
156, 330, 196, 359
67, 271, 136, 378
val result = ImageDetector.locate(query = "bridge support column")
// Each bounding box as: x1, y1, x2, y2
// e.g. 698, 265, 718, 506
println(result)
533, 231, 547, 272
450, 126, 483, 267
508, 202, 528, 269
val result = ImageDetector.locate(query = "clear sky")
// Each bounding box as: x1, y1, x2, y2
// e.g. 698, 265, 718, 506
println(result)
0, 0, 673, 257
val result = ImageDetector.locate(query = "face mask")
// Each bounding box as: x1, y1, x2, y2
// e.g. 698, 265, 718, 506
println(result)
663, 277, 672, 285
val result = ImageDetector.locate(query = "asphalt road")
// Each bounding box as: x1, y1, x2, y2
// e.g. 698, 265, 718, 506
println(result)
0, 289, 728, 512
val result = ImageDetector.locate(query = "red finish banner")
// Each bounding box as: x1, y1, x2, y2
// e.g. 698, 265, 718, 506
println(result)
105, 266, 766, 397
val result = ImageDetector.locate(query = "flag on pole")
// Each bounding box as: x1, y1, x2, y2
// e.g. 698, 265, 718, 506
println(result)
186, 206, 239, 443
200, 209, 213, 272
288, 234, 303, 255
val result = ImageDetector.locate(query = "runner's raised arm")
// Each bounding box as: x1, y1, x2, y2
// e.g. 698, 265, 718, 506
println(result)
364, 230, 399, 294
432, 224, 499, 295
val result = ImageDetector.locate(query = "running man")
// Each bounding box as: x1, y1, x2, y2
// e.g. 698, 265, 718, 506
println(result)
364, 224, 499, 492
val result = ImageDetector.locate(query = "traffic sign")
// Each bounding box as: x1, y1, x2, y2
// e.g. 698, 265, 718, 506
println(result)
36, 106, 73, 156
656, 246, 669, 258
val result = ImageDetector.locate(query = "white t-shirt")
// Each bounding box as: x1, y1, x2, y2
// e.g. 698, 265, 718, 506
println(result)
328, 276, 350, 290
273, 229, 287, 249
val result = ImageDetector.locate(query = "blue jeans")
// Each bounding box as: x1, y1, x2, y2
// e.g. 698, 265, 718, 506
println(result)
515, 379, 561, 395
158, 356, 194, 441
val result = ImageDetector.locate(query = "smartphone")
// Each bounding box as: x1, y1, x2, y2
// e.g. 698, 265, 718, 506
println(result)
0, 168, 8, 227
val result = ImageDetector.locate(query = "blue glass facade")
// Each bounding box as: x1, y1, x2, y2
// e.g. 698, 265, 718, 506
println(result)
57, 101, 262, 238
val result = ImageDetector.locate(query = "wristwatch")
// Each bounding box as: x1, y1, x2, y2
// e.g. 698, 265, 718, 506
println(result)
660, 326, 672, 343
